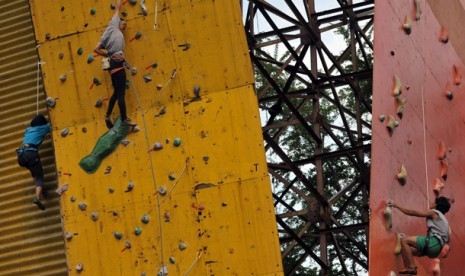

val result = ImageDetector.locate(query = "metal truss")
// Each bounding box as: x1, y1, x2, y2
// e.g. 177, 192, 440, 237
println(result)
243, 1, 374, 275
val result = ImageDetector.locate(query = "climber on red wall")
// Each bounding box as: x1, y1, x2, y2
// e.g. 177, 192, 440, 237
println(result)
94, 0, 134, 129
16, 114, 51, 210
393, 197, 451, 275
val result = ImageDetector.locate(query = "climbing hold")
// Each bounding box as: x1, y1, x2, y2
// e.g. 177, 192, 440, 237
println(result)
152, 142, 163, 151
438, 141, 446, 160
388, 272, 396, 276
145, 62, 158, 70
109, 186, 115, 193
379, 115, 386, 122
393, 75, 402, 97
55, 183, 69, 195
126, 80, 130, 89
453, 65, 461, 85
168, 174, 176, 181
403, 16, 412, 35
169, 257, 175, 264
65, 231, 73, 240
125, 241, 132, 249
414, 0, 421, 21
75, 263, 84, 272
178, 43, 191, 51
156, 84, 163, 90
140, 0, 148, 16
132, 67, 137, 75
143, 74, 152, 83
78, 202, 87, 210
93, 77, 101, 86
61, 128, 69, 137
439, 26, 449, 43
198, 204, 205, 211
120, 139, 130, 146
433, 178, 445, 196
164, 212, 170, 222
179, 243, 187, 250
114, 231, 123, 240
173, 138, 182, 147
60, 74, 67, 82
141, 214, 150, 224
134, 226, 142, 236
121, 10, 128, 17
105, 166, 112, 174
394, 232, 404, 255
396, 97, 407, 119
128, 0, 137, 5
82, 127, 87, 133
91, 211, 99, 221
386, 115, 398, 136
87, 54, 94, 64
203, 156, 209, 163
95, 99, 103, 108
440, 160, 448, 180
396, 164, 407, 186
221, 201, 228, 206
90, 7, 96, 15
79, 117, 133, 174
157, 186, 167, 195
157, 266, 168, 276
45, 33, 51, 40
110, 3, 115, 9
193, 85, 201, 98
70, 196, 76, 202
77, 47, 83, 55
130, 31, 142, 42
125, 181, 134, 192
132, 125, 140, 133
59, 53, 64, 59
444, 82, 453, 100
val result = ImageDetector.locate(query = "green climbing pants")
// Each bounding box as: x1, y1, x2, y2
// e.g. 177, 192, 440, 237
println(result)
416, 235, 442, 258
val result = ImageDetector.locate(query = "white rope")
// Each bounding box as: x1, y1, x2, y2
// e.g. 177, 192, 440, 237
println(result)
183, 250, 203, 276
154, 0, 158, 30
36, 60, 40, 115
144, 69, 176, 113
419, 13, 429, 209
126, 59, 166, 268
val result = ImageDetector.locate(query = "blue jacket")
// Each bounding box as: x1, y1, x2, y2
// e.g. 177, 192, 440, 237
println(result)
19, 123, 51, 151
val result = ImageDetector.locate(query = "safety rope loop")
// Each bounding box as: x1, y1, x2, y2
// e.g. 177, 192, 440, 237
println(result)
183, 249, 203, 275
161, 157, 189, 205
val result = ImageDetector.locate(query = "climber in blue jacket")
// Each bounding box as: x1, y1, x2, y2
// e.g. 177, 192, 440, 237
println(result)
17, 114, 51, 210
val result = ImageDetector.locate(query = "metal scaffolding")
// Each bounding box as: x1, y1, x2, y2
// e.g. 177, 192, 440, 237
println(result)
243, 1, 374, 274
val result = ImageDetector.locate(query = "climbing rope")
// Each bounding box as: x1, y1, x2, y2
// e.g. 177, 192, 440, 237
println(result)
154, 0, 158, 30
419, 13, 430, 209
36, 60, 40, 115
126, 59, 166, 268
144, 69, 176, 113
161, 158, 189, 205
183, 250, 203, 275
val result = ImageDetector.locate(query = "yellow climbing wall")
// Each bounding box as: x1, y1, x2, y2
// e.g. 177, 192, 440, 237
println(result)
30, 0, 283, 275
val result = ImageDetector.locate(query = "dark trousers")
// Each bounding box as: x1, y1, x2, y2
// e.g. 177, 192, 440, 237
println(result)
107, 68, 127, 121
17, 150, 44, 187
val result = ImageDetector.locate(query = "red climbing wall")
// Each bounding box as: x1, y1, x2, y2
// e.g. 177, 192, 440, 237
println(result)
370, 0, 465, 275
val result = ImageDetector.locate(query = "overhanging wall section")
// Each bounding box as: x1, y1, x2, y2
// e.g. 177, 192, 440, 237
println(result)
31, 0, 283, 275
0, 0, 66, 275
370, 0, 465, 275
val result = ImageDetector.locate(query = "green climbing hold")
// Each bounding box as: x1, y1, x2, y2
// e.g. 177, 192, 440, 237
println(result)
77, 47, 83, 55
90, 7, 96, 15
79, 117, 132, 174
173, 138, 182, 147
134, 226, 142, 236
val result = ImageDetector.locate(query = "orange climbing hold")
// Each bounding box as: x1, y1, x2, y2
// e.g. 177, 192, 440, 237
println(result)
453, 65, 461, 85
437, 141, 446, 160
433, 178, 445, 196
440, 160, 448, 180
396, 164, 407, 186
439, 26, 449, 43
